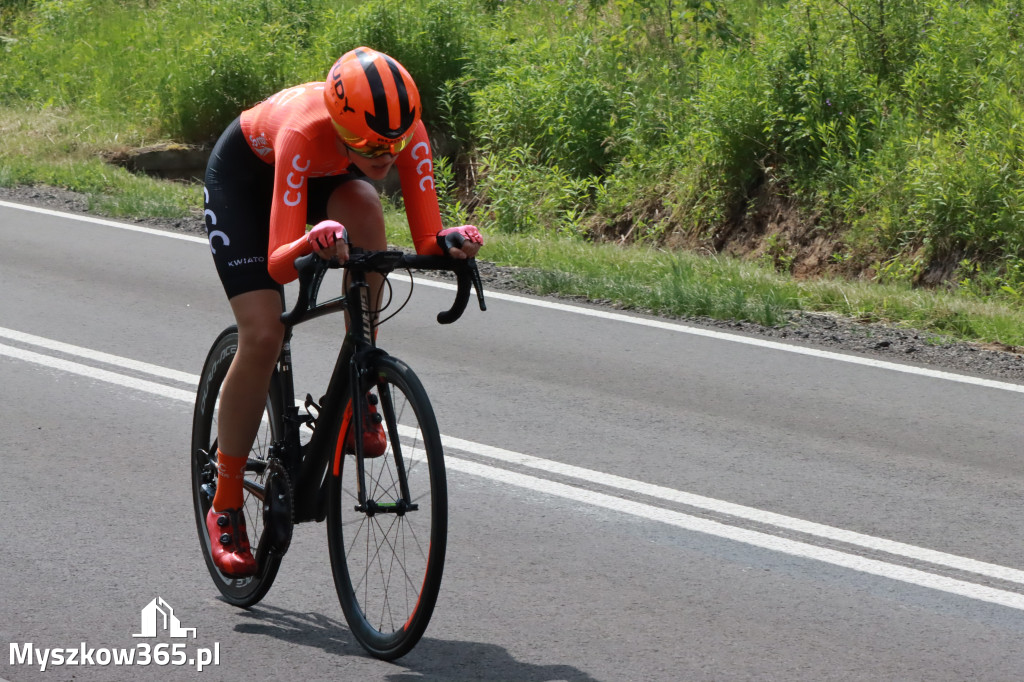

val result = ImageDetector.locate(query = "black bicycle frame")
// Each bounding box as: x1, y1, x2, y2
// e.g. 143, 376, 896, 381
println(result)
267, 249, 484, 525
268, 246, 483, 522
274, 270, 368, 524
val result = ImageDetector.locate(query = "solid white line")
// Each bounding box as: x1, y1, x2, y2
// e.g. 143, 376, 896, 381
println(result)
6, 337, 1024, 609
422, 279, 1024, 394
0, 343, 195, 403
445, 457, 1024, 612
0, 326, 197, 384
0, 199, 205, 243
5, 198, 1022, 394
439, 433, 1024, 586
4, 328, 1022, 592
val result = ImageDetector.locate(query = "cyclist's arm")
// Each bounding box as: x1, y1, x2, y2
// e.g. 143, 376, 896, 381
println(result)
395, 121, 447, 256
266, 130, 316, 284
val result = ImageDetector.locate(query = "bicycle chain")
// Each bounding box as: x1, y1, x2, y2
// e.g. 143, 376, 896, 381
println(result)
263, 458, 294, 554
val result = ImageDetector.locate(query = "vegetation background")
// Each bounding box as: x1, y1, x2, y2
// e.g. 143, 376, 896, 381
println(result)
2, 0, 1024, 344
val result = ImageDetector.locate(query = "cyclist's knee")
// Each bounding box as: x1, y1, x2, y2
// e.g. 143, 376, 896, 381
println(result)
327, 180, 386, 249
237, 323, 284, 363
229, 289, 285, 363
328, 178, 381, 213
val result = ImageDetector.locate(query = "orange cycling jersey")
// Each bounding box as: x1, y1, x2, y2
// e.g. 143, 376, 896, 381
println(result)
240, 82, 445, 284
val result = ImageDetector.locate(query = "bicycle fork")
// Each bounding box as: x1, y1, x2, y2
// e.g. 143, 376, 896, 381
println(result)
344, 279, 417, 517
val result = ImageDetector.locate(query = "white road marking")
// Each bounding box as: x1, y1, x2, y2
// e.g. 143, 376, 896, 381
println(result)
0, 200, 202, 242
438, 433, 1024, 586
0, 342, 194, 402
445, 456, 1024, 612
4, 199, 1022, 394
0, 326, 196, 384
425, 280, 1024, 394
4, 331, 1024, 611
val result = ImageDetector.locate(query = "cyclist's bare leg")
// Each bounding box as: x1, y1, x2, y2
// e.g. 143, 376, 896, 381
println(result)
327, 179, 389, 455
327, 179, 387, 316
214, 289, 285, 509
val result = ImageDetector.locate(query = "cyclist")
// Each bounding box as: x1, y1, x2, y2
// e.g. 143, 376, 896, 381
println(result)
202, 47, 482, 577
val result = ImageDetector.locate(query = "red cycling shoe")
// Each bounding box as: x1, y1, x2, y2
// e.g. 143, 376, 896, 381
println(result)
205, 507, 257, 577
344, 394, 387, 458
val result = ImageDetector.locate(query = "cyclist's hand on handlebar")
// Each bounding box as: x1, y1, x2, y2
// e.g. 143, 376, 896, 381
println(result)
308, 220, 349, 262
436, 225, 483, 260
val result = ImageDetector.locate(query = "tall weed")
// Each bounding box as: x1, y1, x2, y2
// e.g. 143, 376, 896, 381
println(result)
3, 0, 1024, 301
472, 34, 616, 177
476, 147, 599, 236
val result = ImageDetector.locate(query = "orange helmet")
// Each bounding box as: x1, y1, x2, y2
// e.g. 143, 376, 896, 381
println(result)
324, 47, 421, 155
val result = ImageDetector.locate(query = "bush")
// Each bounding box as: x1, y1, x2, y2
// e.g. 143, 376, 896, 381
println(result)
471, 34, 616, 177
837, 0, 1024, 283
4, 0, 1024, 298
0, 0, 340, 141
161, 32, 290, 143
475, 146, 599, 237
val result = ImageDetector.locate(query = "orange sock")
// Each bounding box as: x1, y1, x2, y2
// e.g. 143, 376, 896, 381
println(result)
212, 449, 247, 512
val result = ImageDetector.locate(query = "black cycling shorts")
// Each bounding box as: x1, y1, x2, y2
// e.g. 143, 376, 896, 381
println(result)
202, 116, 361, 299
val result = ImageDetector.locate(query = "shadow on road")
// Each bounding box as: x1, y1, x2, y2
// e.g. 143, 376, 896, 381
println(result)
232, 604, 355, 653
386, 637, 602, 682
233, 604, 600, 681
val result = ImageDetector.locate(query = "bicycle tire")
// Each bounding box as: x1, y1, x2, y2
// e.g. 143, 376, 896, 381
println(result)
191, 327, 284, 607
327, 355, 448, 660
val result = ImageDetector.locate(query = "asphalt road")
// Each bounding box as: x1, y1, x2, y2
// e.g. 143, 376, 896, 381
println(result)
2, 201, 1024, 681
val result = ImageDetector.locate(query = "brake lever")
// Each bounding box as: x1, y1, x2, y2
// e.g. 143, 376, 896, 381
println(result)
468, 259, 487, 312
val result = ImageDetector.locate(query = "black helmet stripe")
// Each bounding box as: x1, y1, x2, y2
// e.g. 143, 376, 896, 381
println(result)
356, 49, 417, 139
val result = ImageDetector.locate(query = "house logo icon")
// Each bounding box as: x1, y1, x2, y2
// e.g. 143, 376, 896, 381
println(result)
132, 597, 197, 639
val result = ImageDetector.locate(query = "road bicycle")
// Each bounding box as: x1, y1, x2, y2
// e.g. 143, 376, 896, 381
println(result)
190, 248, 485, 660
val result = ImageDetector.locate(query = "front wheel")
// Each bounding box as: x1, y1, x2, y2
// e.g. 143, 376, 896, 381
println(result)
327, 355, 448, 660
191, 327, 284, 607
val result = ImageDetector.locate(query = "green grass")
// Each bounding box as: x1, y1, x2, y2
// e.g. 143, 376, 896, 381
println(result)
385, 207, 1024, 347
0, 106, 201, 217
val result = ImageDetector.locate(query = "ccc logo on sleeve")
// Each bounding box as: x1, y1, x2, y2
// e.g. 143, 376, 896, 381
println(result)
283, 154, 311, 207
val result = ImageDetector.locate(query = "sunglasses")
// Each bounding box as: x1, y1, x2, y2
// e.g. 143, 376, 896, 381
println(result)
332, 120, 413, 158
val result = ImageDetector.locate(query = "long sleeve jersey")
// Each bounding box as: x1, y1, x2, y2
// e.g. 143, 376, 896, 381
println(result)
239, 82, 445, 284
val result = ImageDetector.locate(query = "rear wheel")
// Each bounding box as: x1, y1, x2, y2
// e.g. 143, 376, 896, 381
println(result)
191, 327, 284, 607
327, 355, 448, 660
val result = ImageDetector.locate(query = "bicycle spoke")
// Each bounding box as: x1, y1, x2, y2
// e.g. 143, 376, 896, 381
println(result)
192, 329, 283, 606
328, 356, 446, 660
363, 515, 420, 632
